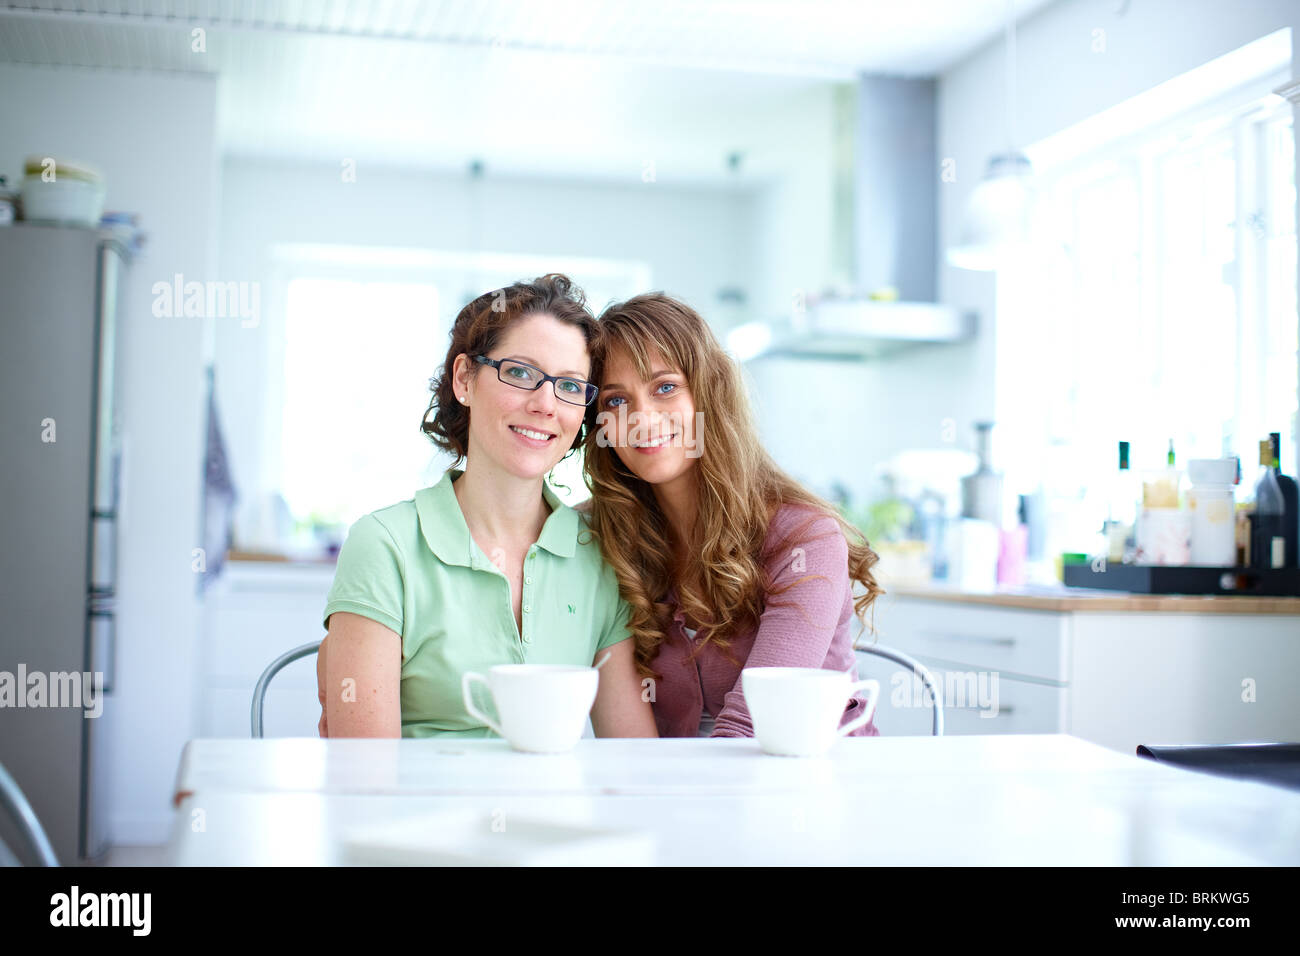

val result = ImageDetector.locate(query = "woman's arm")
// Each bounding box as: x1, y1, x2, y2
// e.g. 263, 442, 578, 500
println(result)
590, 638, 658, 737
710, 513, 849, 737
322, 611, 402, 738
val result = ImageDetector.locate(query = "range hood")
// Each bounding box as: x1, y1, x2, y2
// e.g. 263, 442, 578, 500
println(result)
729, 299, 975, 362
729, 76, 976, 362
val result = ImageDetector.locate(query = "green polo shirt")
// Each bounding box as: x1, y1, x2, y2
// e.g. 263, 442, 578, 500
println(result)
322, 468, 631, 738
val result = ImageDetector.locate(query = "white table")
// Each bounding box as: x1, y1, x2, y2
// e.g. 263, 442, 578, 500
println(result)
167, 735, 1300, 865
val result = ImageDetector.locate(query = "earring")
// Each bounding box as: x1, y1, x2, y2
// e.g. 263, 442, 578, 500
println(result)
459, 396, 467, 405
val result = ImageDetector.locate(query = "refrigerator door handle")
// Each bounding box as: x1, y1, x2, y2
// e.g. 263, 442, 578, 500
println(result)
87, 598, 115, 695
91, 242, 122, 516
89, 514, 117, 594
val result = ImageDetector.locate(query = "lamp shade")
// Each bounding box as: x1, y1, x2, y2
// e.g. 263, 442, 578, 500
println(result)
947, 152, 1036, 271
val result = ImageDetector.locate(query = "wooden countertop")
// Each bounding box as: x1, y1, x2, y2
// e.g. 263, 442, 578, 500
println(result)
227, 549, 336, 565
890, 583, 1300, 614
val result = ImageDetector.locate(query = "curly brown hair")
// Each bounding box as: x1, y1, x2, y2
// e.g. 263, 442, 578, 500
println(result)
421, 274, 597, 465
581, 293, 884, 681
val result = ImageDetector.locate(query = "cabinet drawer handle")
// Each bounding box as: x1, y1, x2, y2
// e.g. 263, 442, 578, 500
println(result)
920, 630, 1016, 648
946, 703, 1014, 714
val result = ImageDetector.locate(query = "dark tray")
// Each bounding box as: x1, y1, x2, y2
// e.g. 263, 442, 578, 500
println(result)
1063, 562, 1300, 596
1137, 743, 1300, 792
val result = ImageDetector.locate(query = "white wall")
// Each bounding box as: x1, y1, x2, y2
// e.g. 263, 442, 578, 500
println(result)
214, 156, 755, 539
0, 63, 219, 845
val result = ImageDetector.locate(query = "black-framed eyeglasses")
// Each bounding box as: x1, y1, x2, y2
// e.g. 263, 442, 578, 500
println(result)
473, 354, 598, 407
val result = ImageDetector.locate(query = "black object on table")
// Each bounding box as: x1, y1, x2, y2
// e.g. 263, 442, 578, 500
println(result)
1136, 742, 1300, 792
1064, 563, 1300, 596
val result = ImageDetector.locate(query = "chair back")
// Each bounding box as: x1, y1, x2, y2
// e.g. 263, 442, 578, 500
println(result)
251, 641, 323, 738
854, 641, 945, 737
0, 761, 58, 866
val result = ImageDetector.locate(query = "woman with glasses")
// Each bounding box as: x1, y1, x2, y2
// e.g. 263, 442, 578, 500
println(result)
581, 293, 883, 738
316, 274, 656, 738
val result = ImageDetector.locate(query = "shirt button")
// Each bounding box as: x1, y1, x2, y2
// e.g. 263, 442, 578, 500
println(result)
523, 604, 531, 613
525, 576, 532, 585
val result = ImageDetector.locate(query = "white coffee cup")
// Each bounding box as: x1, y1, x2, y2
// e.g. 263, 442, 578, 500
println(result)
461, 664, 598, 754
741, 667, 880, 757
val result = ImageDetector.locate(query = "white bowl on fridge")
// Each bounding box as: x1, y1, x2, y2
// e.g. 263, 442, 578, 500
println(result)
20, 156, 105, 226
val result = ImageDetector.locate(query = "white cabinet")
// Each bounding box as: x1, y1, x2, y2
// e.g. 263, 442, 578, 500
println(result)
873, 599, 1070, 682
1068, 611, 1300, 755
863, 597, 1069, 737
937, 675, 1069, 736
199, 562, 334, 738
868, 591, 1300, 755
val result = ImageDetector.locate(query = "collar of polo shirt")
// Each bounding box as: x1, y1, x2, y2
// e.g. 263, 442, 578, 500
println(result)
414, 468, 579, 568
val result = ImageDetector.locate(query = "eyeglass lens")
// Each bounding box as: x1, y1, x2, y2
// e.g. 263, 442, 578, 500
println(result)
496, 360, 593, 405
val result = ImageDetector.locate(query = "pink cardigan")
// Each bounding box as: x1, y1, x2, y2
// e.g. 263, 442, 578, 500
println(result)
651, 504, 880, 738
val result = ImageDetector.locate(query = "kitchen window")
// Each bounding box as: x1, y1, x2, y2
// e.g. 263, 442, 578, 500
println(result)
272, 248, 651, 542
998, 78, 1297, 553
280, 276, 444, 532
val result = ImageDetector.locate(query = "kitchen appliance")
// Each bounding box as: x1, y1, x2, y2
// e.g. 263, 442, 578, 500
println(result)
726, 75, 976, 362
0, 222, 127, 863
961, 421, 1004, 525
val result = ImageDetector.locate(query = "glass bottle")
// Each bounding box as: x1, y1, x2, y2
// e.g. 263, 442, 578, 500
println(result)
1251, 439, 1286, 570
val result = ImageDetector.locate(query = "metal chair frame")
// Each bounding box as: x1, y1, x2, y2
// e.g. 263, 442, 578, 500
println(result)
251, 641, 323, 738
854, 640, 945, 737
0, 761, 58, 866
251, 639, 943, 738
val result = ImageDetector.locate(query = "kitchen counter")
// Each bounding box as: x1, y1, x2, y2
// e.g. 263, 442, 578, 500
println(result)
890, 582, 1300, 614
872, 584, 1300, 753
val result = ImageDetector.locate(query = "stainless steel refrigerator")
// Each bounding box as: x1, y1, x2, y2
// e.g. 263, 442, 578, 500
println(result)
0, 222, 124, 863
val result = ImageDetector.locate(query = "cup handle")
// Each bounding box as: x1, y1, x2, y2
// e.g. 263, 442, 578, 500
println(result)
837, 679, 880, 736
461, 672, 506, 738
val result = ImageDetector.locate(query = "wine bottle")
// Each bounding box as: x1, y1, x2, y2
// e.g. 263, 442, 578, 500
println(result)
1106, 441, 1137, 563
1251, 439, 1286, 570
1268, 432, 1298, 569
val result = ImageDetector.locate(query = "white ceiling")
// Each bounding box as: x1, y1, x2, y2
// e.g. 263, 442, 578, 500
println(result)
0, 0, 1058, 182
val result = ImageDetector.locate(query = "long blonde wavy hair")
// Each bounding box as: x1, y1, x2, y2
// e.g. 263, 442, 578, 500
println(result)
581, 293, 884, 680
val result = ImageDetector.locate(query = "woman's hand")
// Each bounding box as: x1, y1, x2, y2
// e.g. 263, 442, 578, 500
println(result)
590, 638, 658, 737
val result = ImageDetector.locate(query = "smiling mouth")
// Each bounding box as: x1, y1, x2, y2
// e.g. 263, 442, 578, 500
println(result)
632, 433, 676, 449
510, 425, 556, 442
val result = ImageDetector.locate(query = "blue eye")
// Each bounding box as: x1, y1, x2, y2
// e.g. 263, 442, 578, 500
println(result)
656, 382, 677, 395
604, 395, 626, 409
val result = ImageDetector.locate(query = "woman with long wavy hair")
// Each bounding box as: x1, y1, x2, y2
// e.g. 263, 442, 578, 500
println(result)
581, 292, 883, 737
